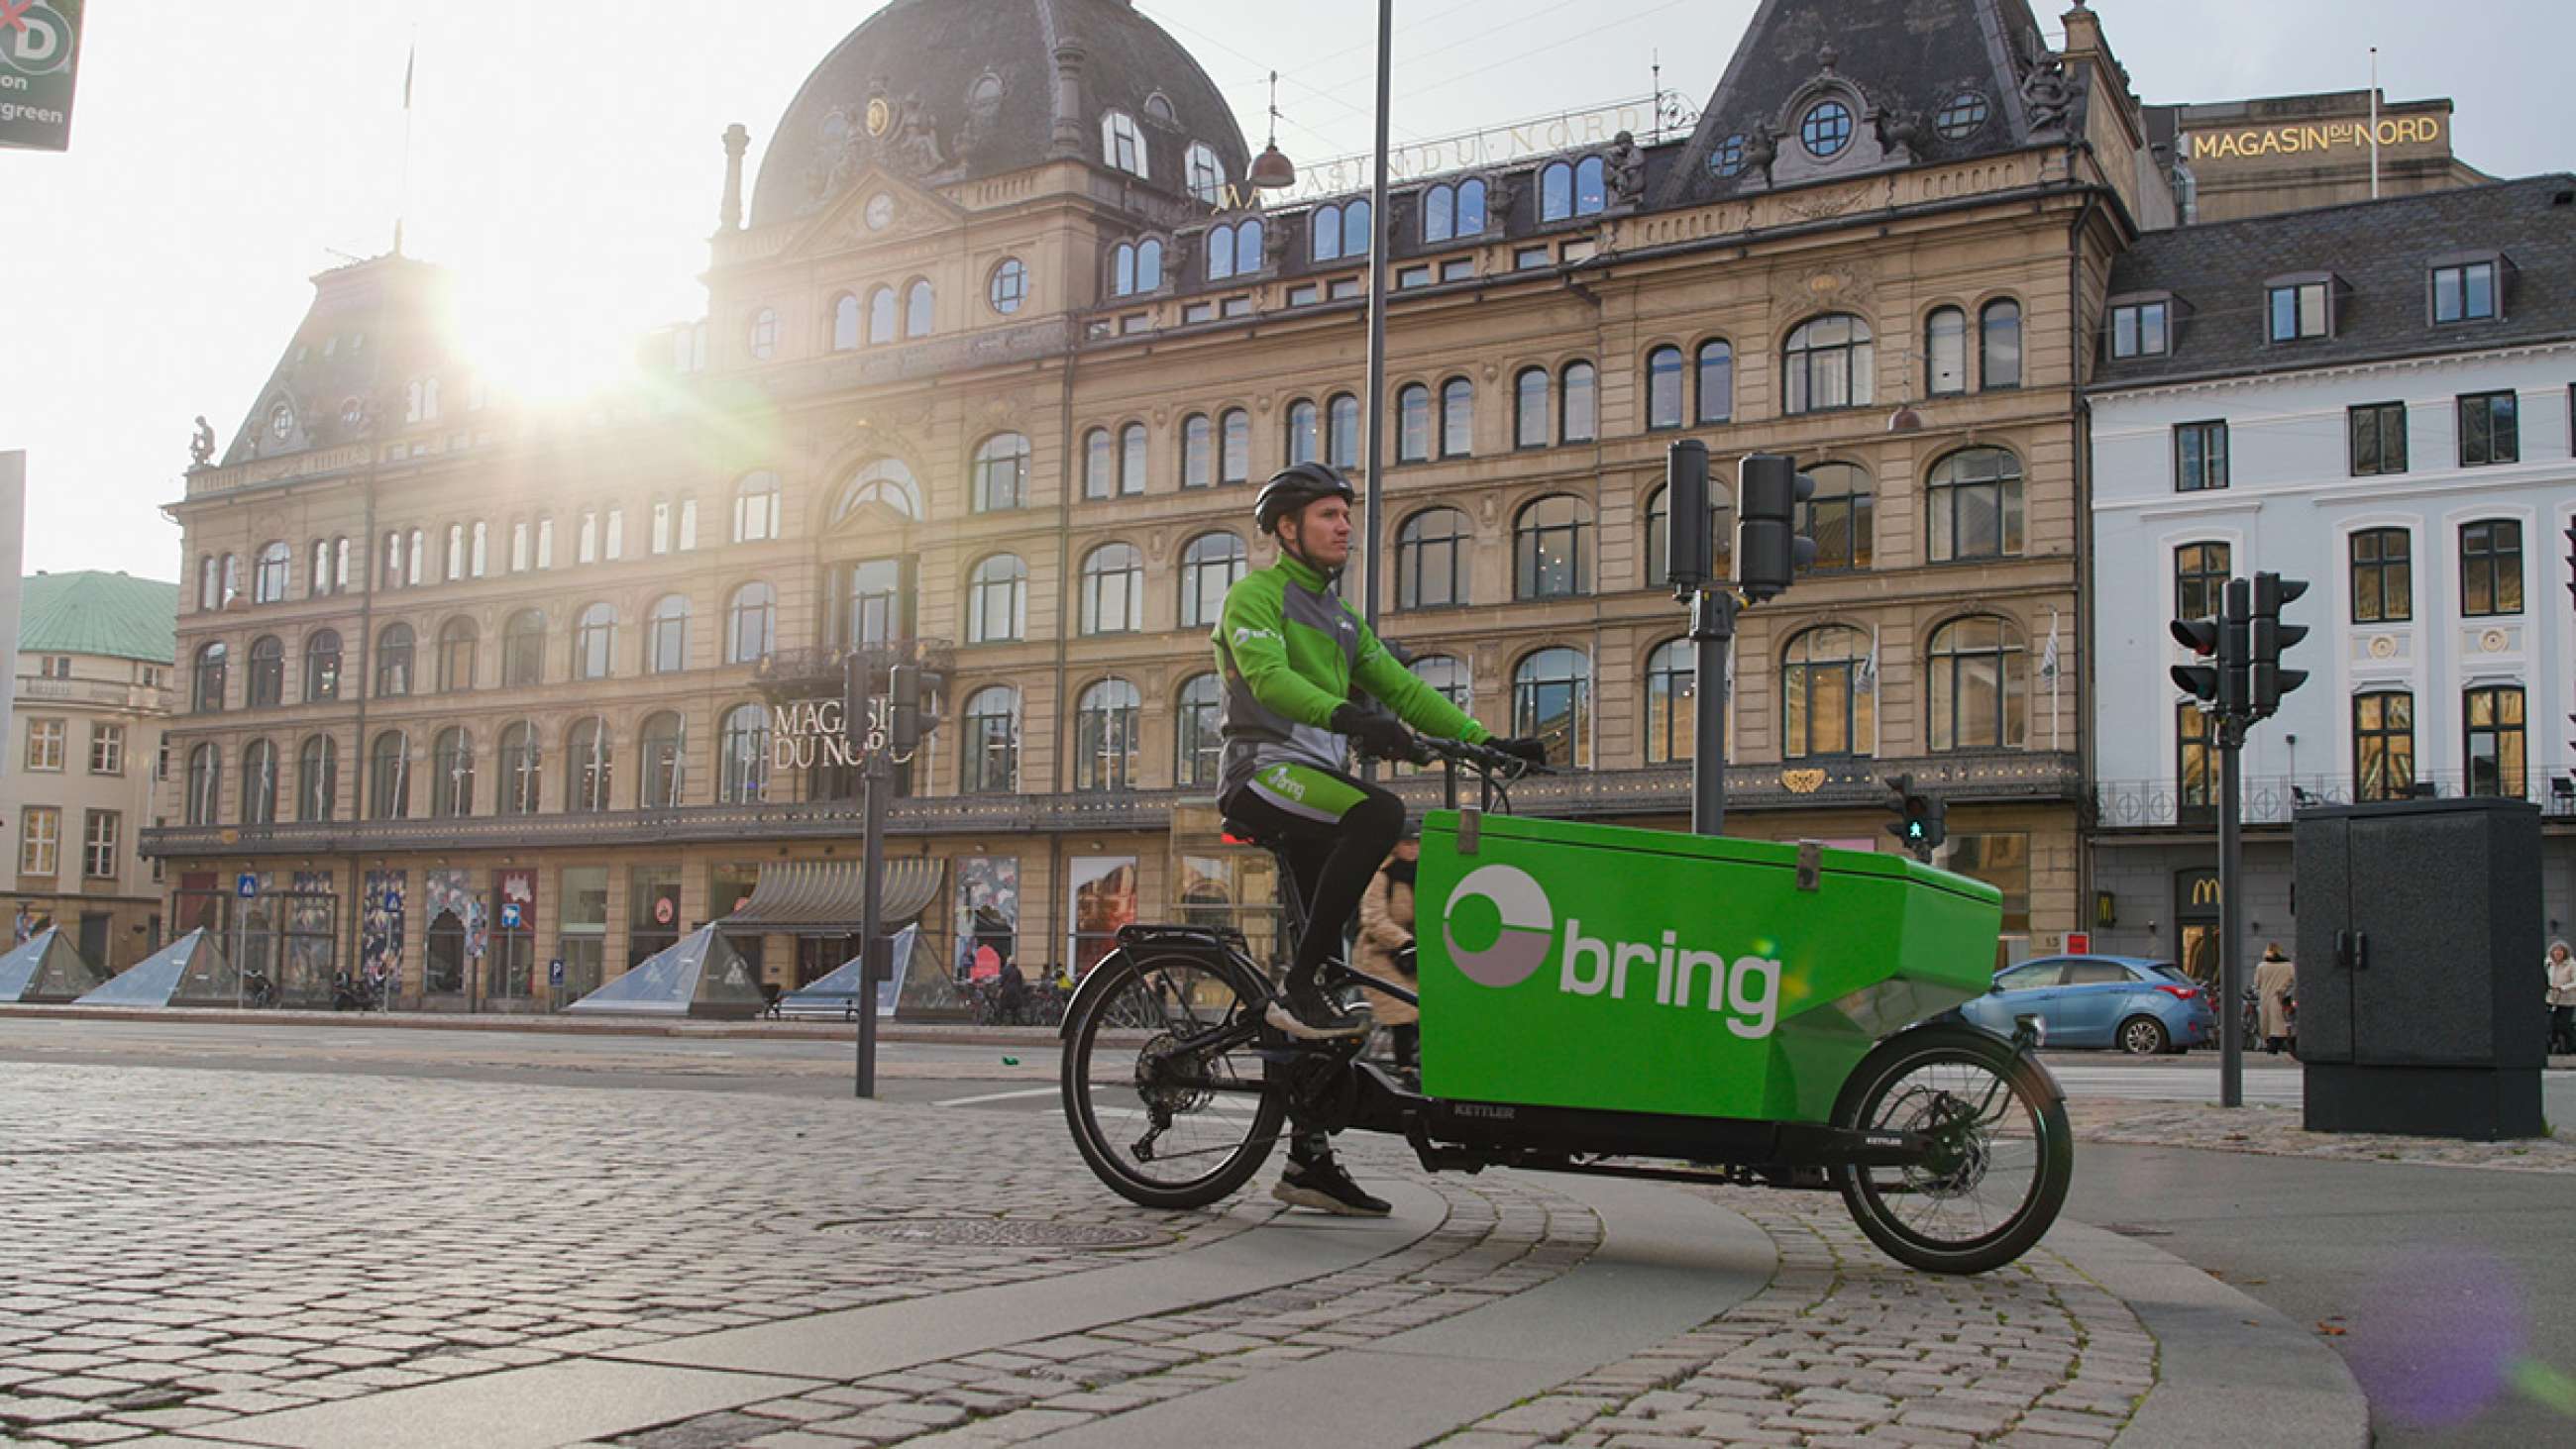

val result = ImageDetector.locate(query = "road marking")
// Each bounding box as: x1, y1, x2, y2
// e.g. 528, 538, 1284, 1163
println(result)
931, 1086, 1061, 1107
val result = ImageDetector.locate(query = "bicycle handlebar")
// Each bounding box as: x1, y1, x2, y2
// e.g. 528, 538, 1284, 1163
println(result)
1408, 734, 1554, 779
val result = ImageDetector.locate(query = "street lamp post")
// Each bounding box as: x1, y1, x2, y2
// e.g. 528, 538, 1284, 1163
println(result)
1359, 0, 1393, 633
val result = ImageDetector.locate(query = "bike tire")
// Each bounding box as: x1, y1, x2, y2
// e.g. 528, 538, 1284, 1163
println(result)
1829, 1025, 2072, 1276
1060, 949, 1286, 1210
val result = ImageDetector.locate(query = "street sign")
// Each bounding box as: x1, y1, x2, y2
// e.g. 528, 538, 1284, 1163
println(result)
499, 902, 522, 929
2065, 932, 2093, 955
0, 1, 84, 154
547, 958, 565, 986
236, 874, 259, 899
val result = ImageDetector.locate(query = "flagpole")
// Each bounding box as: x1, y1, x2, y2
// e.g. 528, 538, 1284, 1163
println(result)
2367, 48, 2380, 201
395, 38, 416, 255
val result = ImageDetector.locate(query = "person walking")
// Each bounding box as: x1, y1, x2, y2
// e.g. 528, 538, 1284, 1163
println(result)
1355, 837, 1421, 1078
2253, 943, 2297, 1055
2545, 939, 2575, 1058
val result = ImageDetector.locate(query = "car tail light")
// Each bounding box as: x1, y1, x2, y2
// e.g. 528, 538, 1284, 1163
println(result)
2156, 984, 2200, 1001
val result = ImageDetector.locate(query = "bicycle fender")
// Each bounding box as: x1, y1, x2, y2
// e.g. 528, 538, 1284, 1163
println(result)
1058, 949, 1131, 1040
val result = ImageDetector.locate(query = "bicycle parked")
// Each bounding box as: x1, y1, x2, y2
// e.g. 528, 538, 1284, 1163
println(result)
1059, 735, 2073, 1276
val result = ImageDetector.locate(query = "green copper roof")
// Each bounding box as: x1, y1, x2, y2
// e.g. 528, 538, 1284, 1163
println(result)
19, 571, 179, 665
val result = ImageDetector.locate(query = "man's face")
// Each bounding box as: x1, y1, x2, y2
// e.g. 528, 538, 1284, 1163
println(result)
1287, 496, 1353, 569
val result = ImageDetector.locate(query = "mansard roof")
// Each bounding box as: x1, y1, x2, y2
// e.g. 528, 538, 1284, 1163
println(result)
215, 255, 454, 469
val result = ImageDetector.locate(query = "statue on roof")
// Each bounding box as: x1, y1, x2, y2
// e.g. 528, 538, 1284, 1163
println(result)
1741, 121, 1780, 186
1605, 131, 1646, 206
2022, 55, 2074, 134
188, 416, 215, 467
1875, 104, 1931, 162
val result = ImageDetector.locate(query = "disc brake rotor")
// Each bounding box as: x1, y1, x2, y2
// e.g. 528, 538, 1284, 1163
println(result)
1885, 1085, 1992, 1198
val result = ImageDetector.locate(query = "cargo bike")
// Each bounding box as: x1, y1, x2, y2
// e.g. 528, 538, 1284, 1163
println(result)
1057, 737, 2071, 1275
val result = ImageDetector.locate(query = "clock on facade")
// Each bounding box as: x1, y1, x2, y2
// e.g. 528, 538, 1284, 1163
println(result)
865, 193, 896, 231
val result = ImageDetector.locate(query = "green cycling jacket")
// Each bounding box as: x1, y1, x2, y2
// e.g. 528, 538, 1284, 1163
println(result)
1211, 552, 1489, 796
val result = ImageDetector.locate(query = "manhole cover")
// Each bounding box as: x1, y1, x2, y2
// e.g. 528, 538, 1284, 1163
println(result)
813, 1217, 1170, 1250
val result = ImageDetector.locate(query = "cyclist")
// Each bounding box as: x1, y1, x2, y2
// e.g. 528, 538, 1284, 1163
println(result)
1214, 462, 1547, 1214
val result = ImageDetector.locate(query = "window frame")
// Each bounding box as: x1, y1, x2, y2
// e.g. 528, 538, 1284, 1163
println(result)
1925, 616, 2028, 752
2458, 519, 2523, 618
1512, 495, 1592, 600
1644, 346, 1685, 430
1782, 314, 1876, 415
2462, 685, 2525, 798
2174, 420, 2229, 492
960, 686, 1020, 794
2457, 390, 2520, 466
1079, 543, 1145, 636
1510, 647, 1591, 768
1074, 678, 1141, 791
1925, 448, 2025, 564
2429, 259, 2499, 325
1780, 626, 1874, 761
1177, 532, 1247, 630
2352, 690, 2415, 802
2174, 541, 2231, 622
1397, 507, 1471, 611
2347, 528, 2413, 624
2347, 402, 2409, 476
1643, 638, 1697, 765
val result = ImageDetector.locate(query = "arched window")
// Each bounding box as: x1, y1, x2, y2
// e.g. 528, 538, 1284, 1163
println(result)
1423, 179, 1487, 242
471, 519, 490, 574
1644, 481, 1730, 589
185, 744, 221, 825
566, 717, 613, 813
988, 256, 1027, 314
1080, 543, 1144, 635
1981, 299, 2023, 390
1176, 673, 1225, 787
1645, 639, 1699, 764
2349, 528, 2413, 624
1927, 617, 2028, 752
1440, 377, 1473, 458
437, 618, 477, 693
726, 582, 777, 664
2174, 542, 2230, 621
1074, 678, 1141, 791
1120, 422, 1148, 495
296, 736, 337, 821
1695, 340, 1734, 423
1396, 384, 1432, 462
241, 740, 279, 825
646, 594, 690, 674
971, 434, 1029, 513
1084, 426, 1116, 499
748, 308, 778, 361
831, 292, 862, 351
1514, 368, 1551, 449
1102, 109, 1145, 176
1220, 408, 1251, 483
1540, 161, 1573, 222
254, 542, 290, 603
1112, 239, 1164, 296
904, 279, 934, 338
967, 555, 1026, 644
432, 727, 476, 817
247, 636, 284, 708
1928, 448, 2024, 563
1285, 399, 1319, 465
1512, 648, 1591, 767
574, 603, 616, 681
224, 551, 244, 602
1783, 314, 1876, 414
1575, 155, 1606, 213
375, 624, 414, 698
1207, 219, 1264, 280
1926, 306, 1968, 395
445, 522, 467, 581
734, 471, 782, 542
638, 712, 686, 809
1312, 204, 1344, 263
1179, 532, 1247, 628
1178, 413, 1213, 489
1328, 393, 1359, 470
1399, 507, 1471, 610
309, 539, 332, 598
502, 609, 546, 688
1514, 495, 1592, 599
1799, 463, 1874, 571
961, 686, 1020, 794
368, 729, 411, 820
301, 630, 341, 703
193, 641, 227, 713
1645, 346, 1685, 430
718, 703, 769, 804
866, 285, 898, 345
1782, 626, 1875, 760
497, 722, 542, 815
832, 460, 922, 521
1456, 177, 1488, 234
1393, 657, 1472, 776
1186, 143, 1225, 205
1561, 361, 1597, 444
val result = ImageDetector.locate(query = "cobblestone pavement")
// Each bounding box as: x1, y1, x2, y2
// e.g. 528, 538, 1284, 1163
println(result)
2066, 1099, 2576, 1174
0, 1059, 2199, 1448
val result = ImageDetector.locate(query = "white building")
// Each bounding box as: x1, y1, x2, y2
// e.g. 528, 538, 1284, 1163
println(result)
2086, 176, 2576, 979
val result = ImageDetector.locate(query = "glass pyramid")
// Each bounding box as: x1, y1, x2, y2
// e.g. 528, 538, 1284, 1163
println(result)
563, 924, 770, 1019
0, 927, 109, 1002
72, 929, 235, 1008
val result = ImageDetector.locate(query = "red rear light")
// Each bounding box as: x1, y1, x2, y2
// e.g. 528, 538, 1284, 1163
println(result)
2156, 984, 2199, 1001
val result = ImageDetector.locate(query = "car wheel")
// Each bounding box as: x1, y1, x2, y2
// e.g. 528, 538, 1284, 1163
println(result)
2116, 1015, 2169, 1056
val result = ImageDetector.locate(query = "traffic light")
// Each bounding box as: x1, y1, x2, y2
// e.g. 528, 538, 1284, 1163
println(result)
1664, 440, 1715, 593
890, 664, 922, 755
2563, 521, 2575, 608
2168, 612, 2223, 708
1882, 774, 1945, 862
1736, 454, 1816, 602
2247, 571, 2309, 719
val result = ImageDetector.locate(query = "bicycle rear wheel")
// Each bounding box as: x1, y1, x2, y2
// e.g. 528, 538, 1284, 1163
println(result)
1830, 1026, 2072, 1275
1061, 950, 1286, 1209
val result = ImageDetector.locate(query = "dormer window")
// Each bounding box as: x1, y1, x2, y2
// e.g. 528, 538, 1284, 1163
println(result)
2110, 298, 2171, 359
1111, 239, 1163, 297
1102, 110, 1146, 178
2265, 273, 2336, 343
2430, 257, 2501, 324
1206, 219, 1264, 282
1185, 143, 1225, 206
1538, 157, 1606, 223
1144, 92, 1177, 126
268, 402, 294, 441
1800, 100, 1854, 158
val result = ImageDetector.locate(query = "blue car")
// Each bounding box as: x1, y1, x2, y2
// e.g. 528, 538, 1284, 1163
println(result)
1950, 955, 2216, 1055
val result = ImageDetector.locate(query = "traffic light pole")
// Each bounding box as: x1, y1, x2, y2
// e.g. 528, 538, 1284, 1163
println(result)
854, 743, 886, 1100
2216, 712, 2246, 1109
1688, 588, 1740, 837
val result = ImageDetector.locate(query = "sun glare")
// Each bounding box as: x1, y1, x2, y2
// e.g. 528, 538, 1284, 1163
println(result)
451, 270, 647, 406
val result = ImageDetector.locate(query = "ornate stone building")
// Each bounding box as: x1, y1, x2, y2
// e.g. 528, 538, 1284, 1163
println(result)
148, 0, 2171, 1006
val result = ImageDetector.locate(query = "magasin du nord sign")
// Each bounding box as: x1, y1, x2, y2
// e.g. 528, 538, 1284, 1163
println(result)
769, 698, 895, 772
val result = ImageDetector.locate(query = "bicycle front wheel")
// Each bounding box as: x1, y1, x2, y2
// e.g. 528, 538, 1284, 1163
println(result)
1830, 1026, 2072, 1276
1061, 951, 1286, 1209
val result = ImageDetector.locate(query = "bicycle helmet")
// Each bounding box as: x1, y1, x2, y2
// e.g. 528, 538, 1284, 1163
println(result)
1252, 462, 1356, 536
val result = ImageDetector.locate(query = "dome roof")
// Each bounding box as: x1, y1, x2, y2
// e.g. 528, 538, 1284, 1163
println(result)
750, 0, 1249, 228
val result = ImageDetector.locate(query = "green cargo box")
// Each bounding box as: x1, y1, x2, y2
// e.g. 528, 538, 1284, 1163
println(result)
1418, 813, 2002, 1124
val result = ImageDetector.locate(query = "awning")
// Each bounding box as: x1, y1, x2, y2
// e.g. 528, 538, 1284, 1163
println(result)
719, 858, 942, 934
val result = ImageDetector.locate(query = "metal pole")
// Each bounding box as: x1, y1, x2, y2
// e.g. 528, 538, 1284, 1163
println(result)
1688, 590, 1737, 837
1358, 0, 1394, 634
854, 749, 886, 1099
2218, 717, 2245, 1108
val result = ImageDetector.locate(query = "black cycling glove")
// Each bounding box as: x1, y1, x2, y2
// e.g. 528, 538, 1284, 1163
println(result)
1491, 735, 1552, 768
1332, 704, 1425, 764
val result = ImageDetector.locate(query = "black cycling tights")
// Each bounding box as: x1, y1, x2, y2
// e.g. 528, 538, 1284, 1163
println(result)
1221, 766, 1405, 991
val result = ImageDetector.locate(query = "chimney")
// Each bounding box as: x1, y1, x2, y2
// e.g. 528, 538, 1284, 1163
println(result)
1051, 40, 1088, 155
719, 123, 750, 231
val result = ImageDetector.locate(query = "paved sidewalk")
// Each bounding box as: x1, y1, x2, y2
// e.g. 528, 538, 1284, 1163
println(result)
0, 1062, 2362, 1448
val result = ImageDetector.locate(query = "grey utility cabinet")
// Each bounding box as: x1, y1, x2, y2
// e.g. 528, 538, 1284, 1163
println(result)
2292, 795, 2544, 1139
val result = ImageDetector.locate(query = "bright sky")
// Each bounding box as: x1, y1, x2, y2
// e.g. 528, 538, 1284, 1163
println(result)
6, 0, 2572, 584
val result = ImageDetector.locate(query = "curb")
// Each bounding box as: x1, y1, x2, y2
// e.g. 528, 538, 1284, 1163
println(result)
0, 1001, 1060, 1049
2045, 1218, 2369, 1449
